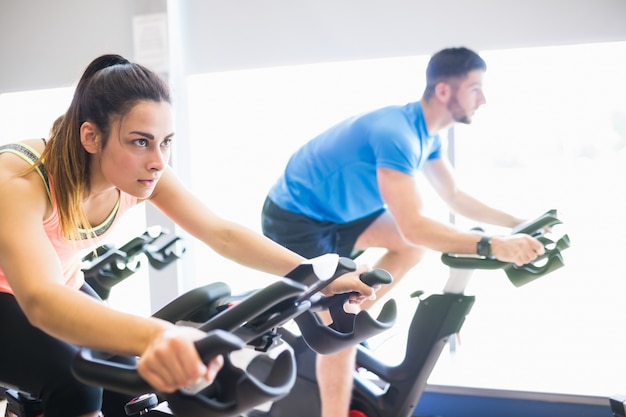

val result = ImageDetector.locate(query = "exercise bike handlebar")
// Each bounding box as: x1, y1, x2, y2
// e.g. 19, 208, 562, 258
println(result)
71, 254, 396, 417
440, 209, 570, 287
74, 278, 307, 417
72, 330, 244, 396
82, 226, 185, 300
293, 268, 397, 355
73, 330, 295, 417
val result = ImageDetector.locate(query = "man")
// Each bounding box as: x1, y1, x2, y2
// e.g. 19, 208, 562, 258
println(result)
261, 46, 544, 417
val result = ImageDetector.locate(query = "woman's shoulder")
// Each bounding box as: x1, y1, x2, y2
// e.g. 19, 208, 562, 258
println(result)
0, 139, 46, 172
0, 139, 52, 216
0, 138, 46, 155
20, 138, 46, 153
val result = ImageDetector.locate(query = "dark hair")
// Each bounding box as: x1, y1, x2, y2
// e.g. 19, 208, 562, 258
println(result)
423, 47, 487, 99
32, 54, 171, 240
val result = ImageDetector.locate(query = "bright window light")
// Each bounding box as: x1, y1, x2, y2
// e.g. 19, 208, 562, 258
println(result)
186, 41, 626, 397
0, 87, 73, 144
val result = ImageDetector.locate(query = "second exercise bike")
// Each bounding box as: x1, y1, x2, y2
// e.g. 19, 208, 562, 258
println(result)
246, 209, 570, 417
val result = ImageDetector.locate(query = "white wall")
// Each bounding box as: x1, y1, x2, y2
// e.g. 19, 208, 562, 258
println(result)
0, 0, 135, 92
179, 0, 626, 73
2, 0, 626, 93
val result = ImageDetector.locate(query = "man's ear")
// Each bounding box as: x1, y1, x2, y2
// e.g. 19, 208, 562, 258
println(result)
434, 82, 452, 103
80, 121, 100, 154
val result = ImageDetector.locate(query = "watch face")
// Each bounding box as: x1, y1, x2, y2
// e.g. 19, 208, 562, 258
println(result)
477, 236, 491, 257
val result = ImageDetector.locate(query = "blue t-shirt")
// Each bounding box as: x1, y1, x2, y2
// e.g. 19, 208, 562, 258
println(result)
268, 101, 442, 223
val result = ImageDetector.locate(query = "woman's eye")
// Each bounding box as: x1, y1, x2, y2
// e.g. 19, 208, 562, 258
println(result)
134, 138, 148, 147
161, 138, 172, 148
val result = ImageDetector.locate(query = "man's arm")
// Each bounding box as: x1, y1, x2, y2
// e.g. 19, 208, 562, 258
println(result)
377, 165, 542, 265
377, 166, 482, 254
422, 158, 525, 228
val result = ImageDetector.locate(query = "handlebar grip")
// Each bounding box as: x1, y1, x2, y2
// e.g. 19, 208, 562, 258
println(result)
181, 332, 246, 395
360, 269, 393, 286
440, 254, 508, 270
194, 331, 246, 363
71, 330, 243, 396
145, 235, 186, 270
512, 209, 562, 236
285, 255, 356, 286
292, 256, 358, 302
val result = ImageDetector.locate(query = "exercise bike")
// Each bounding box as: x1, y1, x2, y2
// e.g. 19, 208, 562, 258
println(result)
4, 227, 397, 417
246, 209, 570, 417
1, 226, 186, 417
71, 254, 397, 417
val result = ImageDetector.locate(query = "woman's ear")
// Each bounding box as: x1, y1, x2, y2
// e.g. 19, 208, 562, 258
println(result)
80, 121, 100, 154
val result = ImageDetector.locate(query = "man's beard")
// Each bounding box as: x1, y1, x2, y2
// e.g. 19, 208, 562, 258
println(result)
447, 96, 472, 124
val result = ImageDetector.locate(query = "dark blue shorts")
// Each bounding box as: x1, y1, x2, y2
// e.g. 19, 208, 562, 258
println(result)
261, 197, 384, 259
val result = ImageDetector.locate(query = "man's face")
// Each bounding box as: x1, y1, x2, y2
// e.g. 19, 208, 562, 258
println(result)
446, 69, 487, 124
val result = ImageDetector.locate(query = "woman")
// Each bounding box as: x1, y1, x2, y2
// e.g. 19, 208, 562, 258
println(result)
0, 54, 376, 417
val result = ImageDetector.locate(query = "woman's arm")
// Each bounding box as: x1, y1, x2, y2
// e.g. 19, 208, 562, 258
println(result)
149, 167, 306, 276
0, 160, 216, 392
149, 167, 376, 297
0, 155, 161, 353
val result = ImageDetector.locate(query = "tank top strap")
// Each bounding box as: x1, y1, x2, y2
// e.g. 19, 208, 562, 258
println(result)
0, 142, 52, 203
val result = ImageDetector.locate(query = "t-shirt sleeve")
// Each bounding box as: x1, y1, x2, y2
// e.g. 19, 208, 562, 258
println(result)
369, 126, 419, 175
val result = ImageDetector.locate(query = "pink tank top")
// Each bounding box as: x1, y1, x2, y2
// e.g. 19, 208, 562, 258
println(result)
0, 143, 139, 294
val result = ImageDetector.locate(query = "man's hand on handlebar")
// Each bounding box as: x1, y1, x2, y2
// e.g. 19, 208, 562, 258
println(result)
318, 264, 379, 304
137, 324, 224, 393
490, 234, 545, 266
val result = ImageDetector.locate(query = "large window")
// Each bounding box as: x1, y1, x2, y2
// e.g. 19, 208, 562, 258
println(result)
186, 41, 626, 397
185, 53, 432, 293
0, 88, 74, 143
425, 42, 626, 396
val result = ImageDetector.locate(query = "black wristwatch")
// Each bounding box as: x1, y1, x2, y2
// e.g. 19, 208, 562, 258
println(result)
476, 235, 492, 257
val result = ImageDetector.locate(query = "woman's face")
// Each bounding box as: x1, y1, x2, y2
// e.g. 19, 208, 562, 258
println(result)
98, 100, 174, 199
